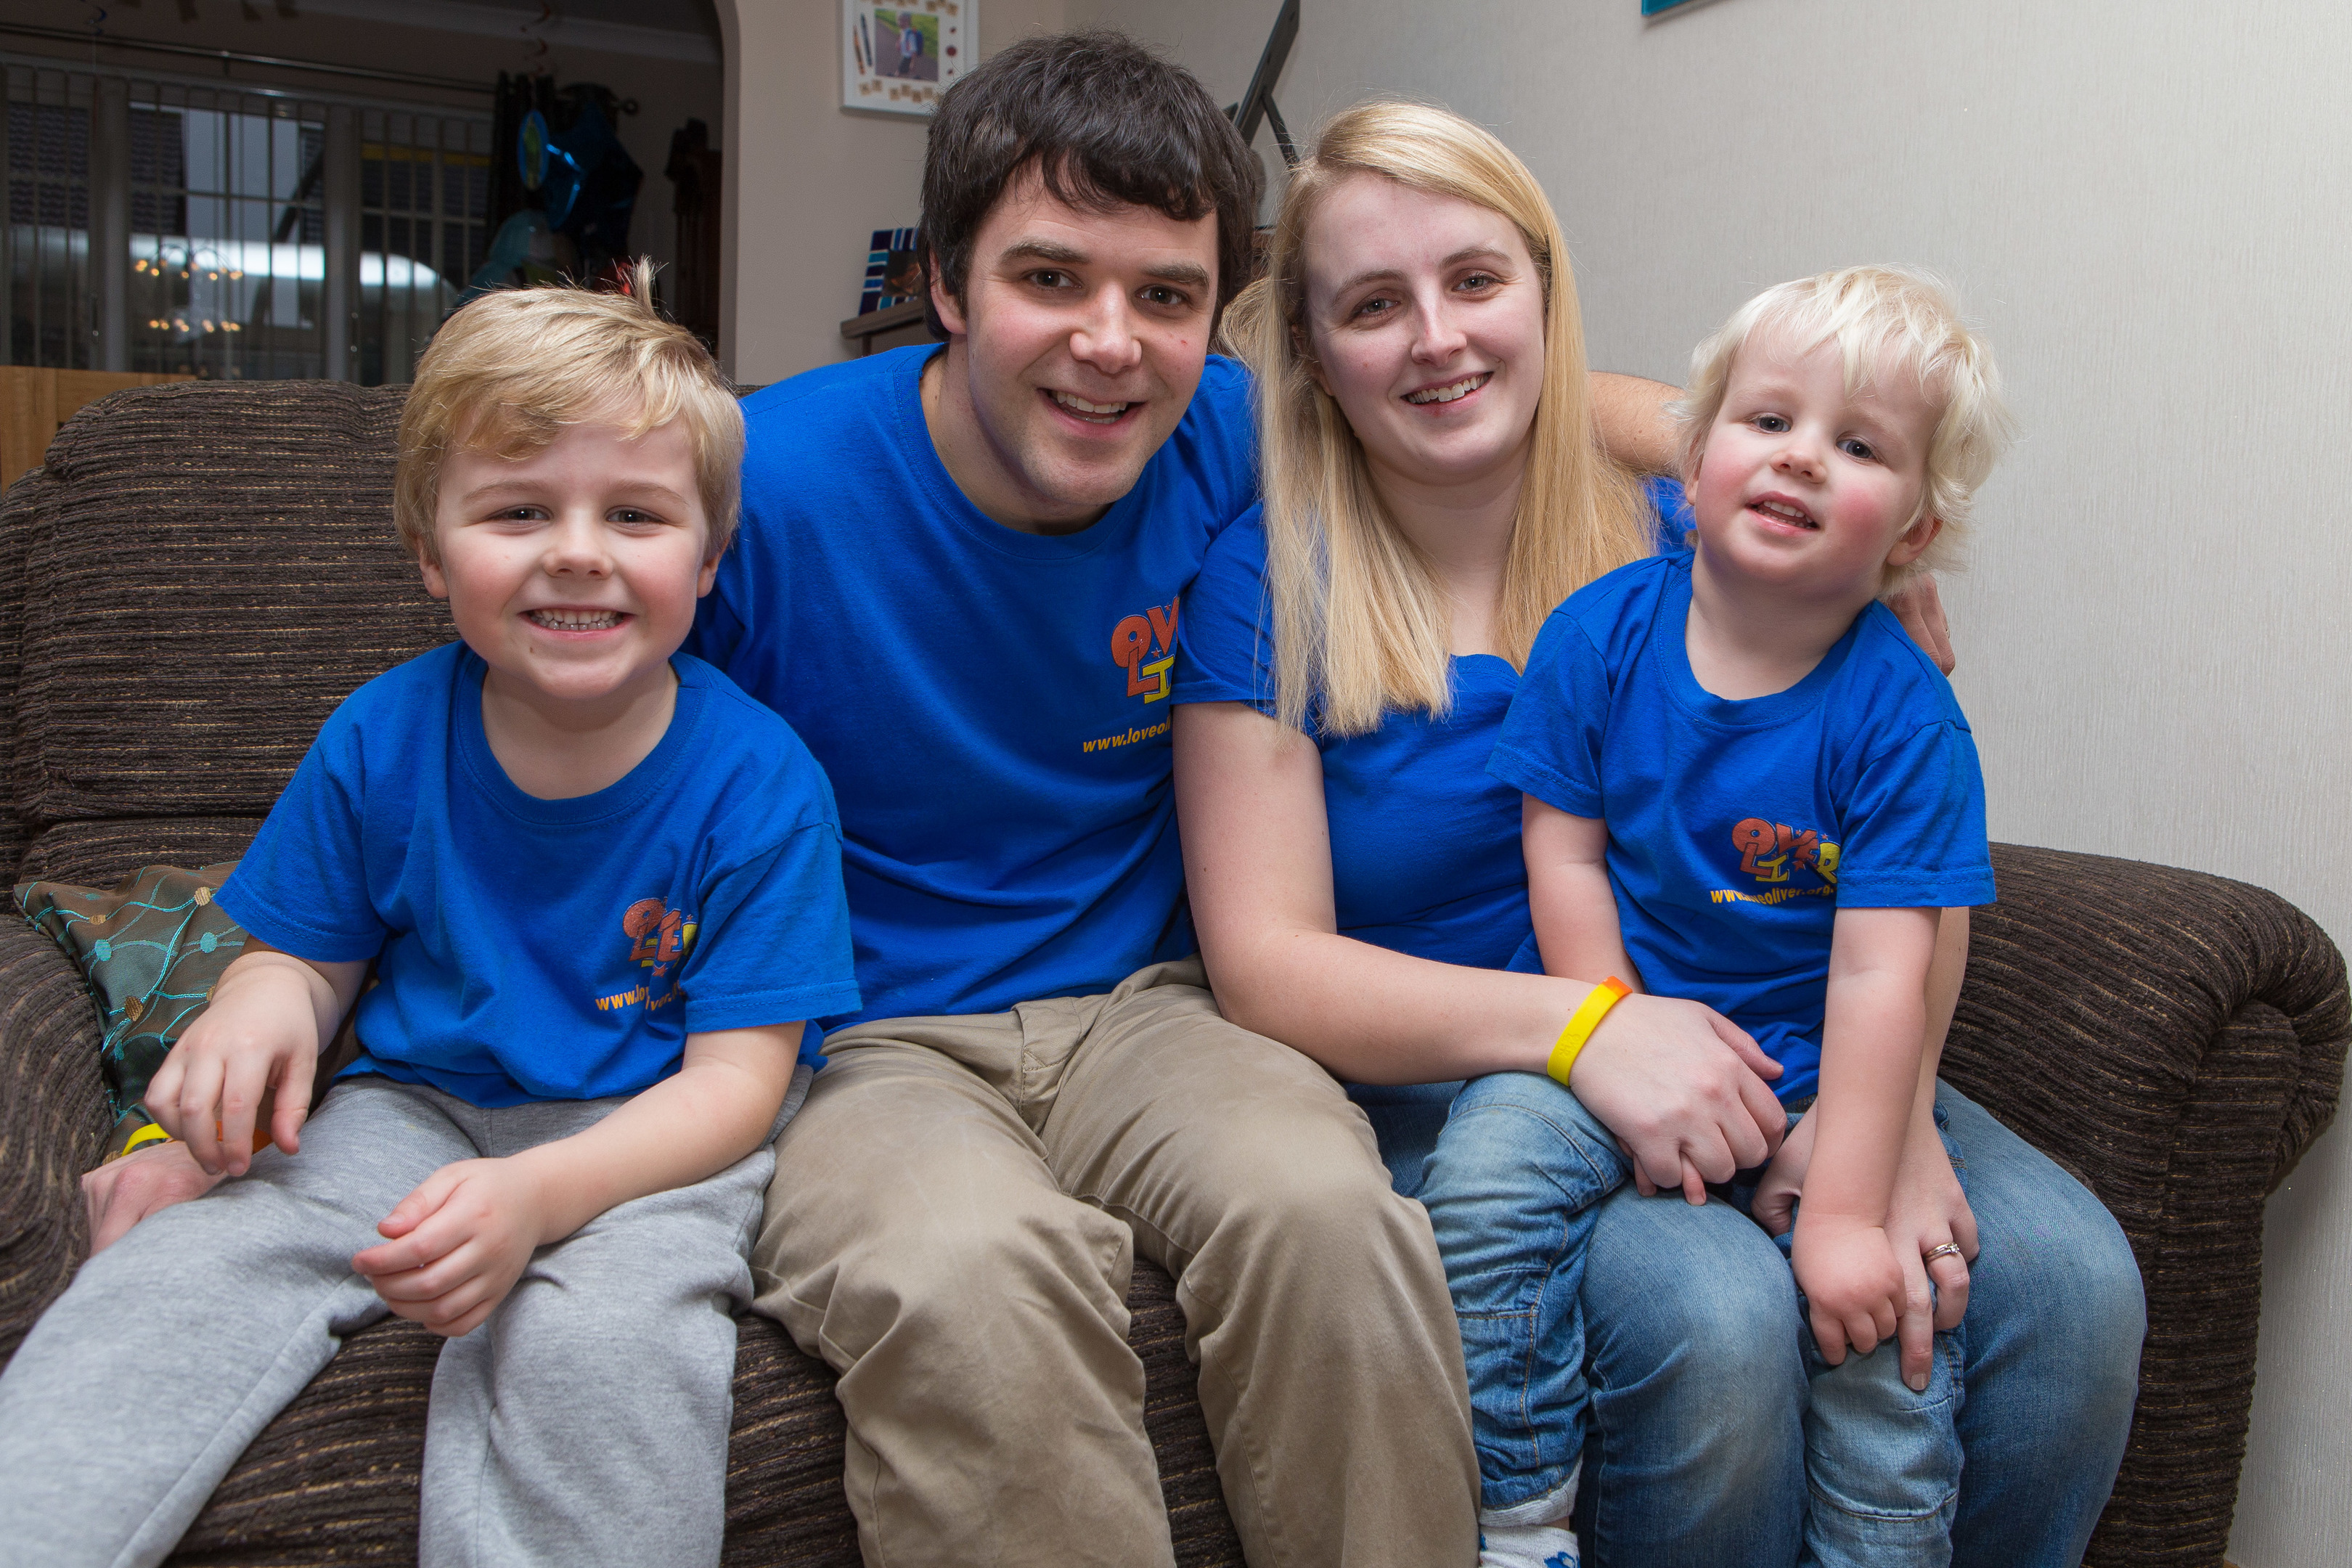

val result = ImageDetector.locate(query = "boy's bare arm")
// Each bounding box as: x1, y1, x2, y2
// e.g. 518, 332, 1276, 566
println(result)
1589, 372, 1683, 477
1792, 905, 1939, 1365
144, 942, 369, 1176
1522, 797, 1637, 988
1527, 796, 1753, 1204
350, 1022, 801, 1337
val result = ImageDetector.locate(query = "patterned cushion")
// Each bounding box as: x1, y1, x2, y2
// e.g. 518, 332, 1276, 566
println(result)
15, 862, 245, 1152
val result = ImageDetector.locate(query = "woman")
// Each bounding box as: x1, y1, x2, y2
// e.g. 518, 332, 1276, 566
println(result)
1170, 101, 2143, 1567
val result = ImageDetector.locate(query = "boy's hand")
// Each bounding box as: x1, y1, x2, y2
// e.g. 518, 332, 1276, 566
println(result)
353, 1157, 552, 1338
1752, 1106, 1817, 1237
1791, 1212, 1905, 1365
144, 960, 324, 1177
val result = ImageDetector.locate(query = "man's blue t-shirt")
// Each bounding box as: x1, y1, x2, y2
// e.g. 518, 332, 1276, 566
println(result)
686, 346, 1257, 1028
1487, 552, 1995, 1103
218, 645, 862, 1107
1172, 504, 1529, 971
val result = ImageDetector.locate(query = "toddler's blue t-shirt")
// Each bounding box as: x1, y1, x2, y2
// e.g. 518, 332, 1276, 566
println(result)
1172, 503, 1529, 971
218, 645, 862, 1107
1487, 552, 1995, 1103
685, 346, 1258, 1028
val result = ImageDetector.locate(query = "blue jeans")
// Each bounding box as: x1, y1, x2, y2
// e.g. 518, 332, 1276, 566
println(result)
1365, 1079, 2144, 1568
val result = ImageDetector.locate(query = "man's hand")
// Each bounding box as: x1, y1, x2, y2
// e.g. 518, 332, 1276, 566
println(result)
1885, 1111, 1979, 1391
1569, 993, 1785, 1204
1792, 1212, 1906, 1365
1884, 576, 1956, 675
352, 1156, 551, 1339
81, 1138, 223, 1253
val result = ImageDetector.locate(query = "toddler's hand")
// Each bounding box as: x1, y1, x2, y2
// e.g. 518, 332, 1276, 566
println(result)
353, 1157, 550, 1338
1751, 1108, 1817, 1237
1791, 1212, 1905, 1365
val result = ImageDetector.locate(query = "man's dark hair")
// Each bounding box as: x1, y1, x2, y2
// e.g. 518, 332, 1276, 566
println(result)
920, 31, 1263, 334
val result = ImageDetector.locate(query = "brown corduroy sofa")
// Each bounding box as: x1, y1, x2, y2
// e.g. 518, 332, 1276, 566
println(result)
0, 380, 2342, 1568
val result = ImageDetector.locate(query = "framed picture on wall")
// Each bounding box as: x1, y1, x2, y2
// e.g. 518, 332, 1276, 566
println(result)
843, 0, 973, 116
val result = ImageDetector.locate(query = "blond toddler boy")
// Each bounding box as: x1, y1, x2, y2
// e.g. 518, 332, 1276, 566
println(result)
0, 273, 859, 1568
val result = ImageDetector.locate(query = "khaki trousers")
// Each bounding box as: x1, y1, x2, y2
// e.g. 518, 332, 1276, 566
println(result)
751, 957, 1478, 1568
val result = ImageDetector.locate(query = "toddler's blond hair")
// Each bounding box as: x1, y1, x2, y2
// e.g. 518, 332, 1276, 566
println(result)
1675, 266, 2014, 584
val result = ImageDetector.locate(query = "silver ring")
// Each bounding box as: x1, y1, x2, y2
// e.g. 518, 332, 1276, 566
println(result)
1924, 1242, 1966, 1266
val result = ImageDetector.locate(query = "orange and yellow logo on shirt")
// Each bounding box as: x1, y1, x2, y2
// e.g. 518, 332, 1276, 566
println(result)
1109, 597, 1180, 702
1710, 818, 1842, 907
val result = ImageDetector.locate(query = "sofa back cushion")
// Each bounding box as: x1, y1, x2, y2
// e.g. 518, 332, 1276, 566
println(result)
5, 382, 450, 884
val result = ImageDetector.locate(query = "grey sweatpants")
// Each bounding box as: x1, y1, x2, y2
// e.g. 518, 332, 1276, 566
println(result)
0, 1071, 800, 1568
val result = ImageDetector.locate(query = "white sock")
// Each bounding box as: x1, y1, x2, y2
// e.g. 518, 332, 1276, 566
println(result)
1477, 1463, 1580, 1568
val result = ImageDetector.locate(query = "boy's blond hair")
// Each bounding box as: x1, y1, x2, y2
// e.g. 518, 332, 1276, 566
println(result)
1674, 266, 2015, 585
1222, 100, 1650, 736
396, 261, 743, 564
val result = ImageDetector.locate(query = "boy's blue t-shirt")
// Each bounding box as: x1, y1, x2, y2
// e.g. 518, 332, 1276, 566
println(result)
685, 345, 1258, 1028
1487, 551, 1995, 1103
217, 645, 862, 1107
1172, 503, 1530, 971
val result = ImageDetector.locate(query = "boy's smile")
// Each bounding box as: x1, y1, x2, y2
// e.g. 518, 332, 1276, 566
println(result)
421, 417, 716, 744
1688, 330, 1942, 610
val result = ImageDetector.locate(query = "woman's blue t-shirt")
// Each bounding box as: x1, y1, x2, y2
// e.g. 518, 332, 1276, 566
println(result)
1172, 505, 1531, 971
1171, 479, 1694, 973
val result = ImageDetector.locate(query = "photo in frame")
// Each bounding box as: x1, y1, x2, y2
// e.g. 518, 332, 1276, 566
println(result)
843, 0, 973, 117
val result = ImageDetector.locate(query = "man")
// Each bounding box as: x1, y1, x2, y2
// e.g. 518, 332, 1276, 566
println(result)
89, 30, 1725, 1567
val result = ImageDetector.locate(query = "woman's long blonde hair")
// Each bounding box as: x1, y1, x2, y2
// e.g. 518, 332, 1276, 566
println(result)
1223, 101, 1650, 735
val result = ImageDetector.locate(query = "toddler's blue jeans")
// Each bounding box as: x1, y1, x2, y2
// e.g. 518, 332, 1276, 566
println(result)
1364, 1077, 2143, 1568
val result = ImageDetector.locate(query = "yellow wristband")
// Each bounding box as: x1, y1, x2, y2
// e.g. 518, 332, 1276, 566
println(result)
1546, 977, 1631, 1087
114, 1121, 173, 1161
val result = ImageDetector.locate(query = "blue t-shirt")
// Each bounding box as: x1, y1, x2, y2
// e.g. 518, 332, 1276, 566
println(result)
1487, 552, 1996, 1103
685, 345, 1258, 1027
1172, 504, 1529, 971
1169, 479, 1696, 972
218, 645, 862, 1107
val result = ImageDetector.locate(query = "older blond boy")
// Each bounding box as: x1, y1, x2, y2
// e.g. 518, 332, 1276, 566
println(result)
0, 274, 858, 1568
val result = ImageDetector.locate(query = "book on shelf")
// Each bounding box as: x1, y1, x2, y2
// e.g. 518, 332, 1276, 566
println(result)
860, 227, 923, 314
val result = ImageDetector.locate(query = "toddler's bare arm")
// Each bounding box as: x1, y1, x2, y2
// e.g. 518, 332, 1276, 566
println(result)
1792, 906, 1939, 1364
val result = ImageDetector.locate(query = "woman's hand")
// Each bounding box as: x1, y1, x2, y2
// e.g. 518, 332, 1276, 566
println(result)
352, 1156, 552, 1338
1885, 1108, 1979, 1390
1569, 992, 1786, 1204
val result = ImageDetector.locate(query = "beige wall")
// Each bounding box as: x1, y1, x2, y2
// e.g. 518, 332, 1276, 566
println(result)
1061, 1, 2351, 1562
717, 0, 1069, 383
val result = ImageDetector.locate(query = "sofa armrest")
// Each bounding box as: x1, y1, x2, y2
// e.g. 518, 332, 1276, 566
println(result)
1949, 844, 2345, 1229
1945, 842, 2348, 1568
0, 915, 112, 1361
